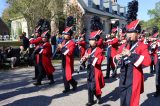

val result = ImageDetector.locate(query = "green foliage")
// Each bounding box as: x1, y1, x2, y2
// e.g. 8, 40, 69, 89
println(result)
141, 1, 160, 33
2, 0, 52, 36
1, 0, 83, 36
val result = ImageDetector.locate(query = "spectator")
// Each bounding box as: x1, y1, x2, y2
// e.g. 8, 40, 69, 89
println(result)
51, 33, 57, 57
57, 34, 63, 44
0, 49, 3, 67
73, 35, 79, 43
19, 32, 29, 50
73, 35, 79, 57
3, 47, 17, 68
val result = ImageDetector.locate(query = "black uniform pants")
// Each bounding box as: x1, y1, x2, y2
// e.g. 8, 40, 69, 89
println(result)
120, 85, 132, 106
34, 63, 39, 78
37, 63, 54, 83
37, 63, 46, 83
106, 57, 115, 78
150, 55, 155, 73
87, 87, 101, 103
62, 68, 77, 90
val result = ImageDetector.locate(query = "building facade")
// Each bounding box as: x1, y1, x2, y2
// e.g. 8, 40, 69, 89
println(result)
10, 0, 127, 40
10, 17, 28, 41
64, 0, 127, 38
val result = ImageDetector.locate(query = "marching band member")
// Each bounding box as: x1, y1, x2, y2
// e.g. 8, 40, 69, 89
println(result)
155, 39, 160, 97
105, 26, 119, 79
149, 26, 160, 97
30, 26, 43, 80
82, 16, 105, 106
148, 26, 159, 73
77, 28, 87, 71
114, 1, 151, 105
34, 30, 55, 85
115, 19, 151, 106
58, 16, 78, 93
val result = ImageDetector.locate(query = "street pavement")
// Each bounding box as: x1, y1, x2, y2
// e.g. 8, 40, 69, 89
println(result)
0, 61, 160, 106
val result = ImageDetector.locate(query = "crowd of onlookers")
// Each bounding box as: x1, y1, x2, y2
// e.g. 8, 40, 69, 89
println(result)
50, 34, 80, 58
0, 32, 81, 69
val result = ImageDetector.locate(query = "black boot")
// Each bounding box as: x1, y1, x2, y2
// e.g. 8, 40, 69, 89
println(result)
96, 95, 102, 104
70, 79, 78, 91
33, 82, 42, 86
105, 70, 110, 79
86, 90, 96, 106
85, 101, 97, 106
62, 89, 70, 93
48, 74, 55, 85
105, 64, 111, 79
154, 85, 160, 97
32, 77, 37, 80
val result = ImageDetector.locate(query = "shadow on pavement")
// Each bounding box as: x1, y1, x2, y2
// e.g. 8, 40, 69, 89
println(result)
0, 81, 50, 101
4, 95, 52, 106
141, 92, 160, 106
144, 73, 154, 82
101, 87, 120, 104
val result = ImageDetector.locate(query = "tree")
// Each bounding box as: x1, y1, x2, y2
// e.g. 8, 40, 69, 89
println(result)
4, 0, 51, 36
1, 6, 21, 32
48, 0, 66, 34
48, 0, 84, 35
2, 0, 85, 36
147, 1, 160, 30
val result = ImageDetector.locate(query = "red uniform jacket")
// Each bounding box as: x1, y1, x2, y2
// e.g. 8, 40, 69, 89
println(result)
148, 41, 158, 65
87, 47, 105, 95
108, 38, 118, 56
30, 37, 42, 47
97, 38, 103, 48
30, 37, 42, 64
108, 37, 119, 68
77, 40, 86, 58
117, 41, 151, 106
39, 42, 55, 75
61, 40, 75, 81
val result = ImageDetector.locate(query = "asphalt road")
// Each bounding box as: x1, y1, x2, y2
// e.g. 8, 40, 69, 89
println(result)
0, 61, 160, 106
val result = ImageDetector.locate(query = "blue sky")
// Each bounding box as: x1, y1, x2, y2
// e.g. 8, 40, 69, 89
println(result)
0, 0, 159, 21
0, 0, 8, 17
118, 0, 159, 21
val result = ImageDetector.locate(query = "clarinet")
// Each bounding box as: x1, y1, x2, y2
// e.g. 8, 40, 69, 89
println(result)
113, 37, 130, 74
76, 49, 89, 73
76, 47, 96, 73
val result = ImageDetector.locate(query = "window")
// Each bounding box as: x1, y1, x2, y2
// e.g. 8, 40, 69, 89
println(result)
88, 0, 92, 7
100, 0, 104, 10
112, 0, 117, 3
